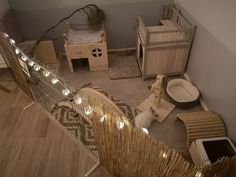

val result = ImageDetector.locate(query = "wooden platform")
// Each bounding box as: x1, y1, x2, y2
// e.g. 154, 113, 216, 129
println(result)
176, 111, 226, 149
137, 94, 175, 123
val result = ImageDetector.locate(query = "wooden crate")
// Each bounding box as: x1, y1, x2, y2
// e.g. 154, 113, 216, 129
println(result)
64, 24, 108, 72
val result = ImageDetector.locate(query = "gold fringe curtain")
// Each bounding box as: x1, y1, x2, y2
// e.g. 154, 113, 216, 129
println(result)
92, 113, 196, 177
59, 87, 236, 177
92, 113, 236, 177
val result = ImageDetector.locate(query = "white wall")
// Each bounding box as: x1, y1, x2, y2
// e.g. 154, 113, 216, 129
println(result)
176, 0, 236, 57
9, 0, 173, 49
175, 0, 236, 143
0, 0, 10, 17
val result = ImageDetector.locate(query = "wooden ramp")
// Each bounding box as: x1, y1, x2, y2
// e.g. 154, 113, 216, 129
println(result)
176, 111, 226, 148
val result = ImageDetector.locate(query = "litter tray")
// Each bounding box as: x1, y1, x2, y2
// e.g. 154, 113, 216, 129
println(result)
196, 137, 236, 164
166, 79, 200, 108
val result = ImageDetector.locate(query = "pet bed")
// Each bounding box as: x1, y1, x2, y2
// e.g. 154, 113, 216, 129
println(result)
166, 79, 199, 108
67, 27, 104, 45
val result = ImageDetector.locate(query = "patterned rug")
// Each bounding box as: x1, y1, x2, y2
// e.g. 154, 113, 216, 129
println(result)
109, 53, 141, 80
81, 83, 138, 124
51, 83, 138, 156
51, 105, 97, 154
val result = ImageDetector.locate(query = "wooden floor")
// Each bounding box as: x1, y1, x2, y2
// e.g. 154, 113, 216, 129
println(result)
0, 81, 109, 177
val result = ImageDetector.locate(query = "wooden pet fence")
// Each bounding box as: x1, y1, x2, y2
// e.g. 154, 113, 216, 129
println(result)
0, 32, 33, 99
136, 5, 196, 79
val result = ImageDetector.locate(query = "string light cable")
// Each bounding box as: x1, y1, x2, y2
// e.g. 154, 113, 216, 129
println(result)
2, 32, 149, 134
30, 4, 105, 56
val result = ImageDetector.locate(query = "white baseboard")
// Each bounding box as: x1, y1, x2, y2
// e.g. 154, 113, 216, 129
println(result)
199, 99, 209, 111
183, 73, 191, 83
183, 73, 209, 111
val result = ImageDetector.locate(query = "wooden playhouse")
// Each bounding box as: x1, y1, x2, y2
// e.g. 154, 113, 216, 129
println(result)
64, 23, 108, 72
136, 5, 196, 79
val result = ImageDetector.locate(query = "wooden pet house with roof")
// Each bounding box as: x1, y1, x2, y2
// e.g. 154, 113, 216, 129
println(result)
64, 23, 108, 72
136, 5, 196, 79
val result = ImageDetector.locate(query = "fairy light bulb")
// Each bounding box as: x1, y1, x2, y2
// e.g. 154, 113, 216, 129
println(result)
142, 128, 149, 134
34, 64, 41, 71
117, 120, 125, 129
100, 115, 106, 123
162, 152, 168, 159
84, 106, 92, 115
3, 33, 9, 38
15, 48, 20, 55
43, 70, 50, 77
74, 96, 82, 104
21, 55, 28, 62
62, 88, 70, 96
10, 39, 15, 45
51, 78, 59, 84
195, 172, 202, 177
28, 60, 34, 66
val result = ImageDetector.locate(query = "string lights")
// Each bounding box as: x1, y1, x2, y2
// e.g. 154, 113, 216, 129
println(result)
84, 106, 93, 115
62, 88, 70, 96
3, 33, 9, 38
142, 128, 149, 134
74, 95, 82, 105
51, 78, 59, 84
162, 152, 168, 159
195, 172, 202, 177
100, 115, 106, 123
21, 55, 28, 62
28, 60, 34, 66
43, 70, 50, 77
1, 33, 151, 135
10, 39, 15, 45
117, 120, 125, 129
34, 64, 41, 71
15, 48, 20, 55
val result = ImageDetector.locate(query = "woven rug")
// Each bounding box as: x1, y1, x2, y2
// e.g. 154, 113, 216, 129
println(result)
109, 53, 141, 80
81, 83, 138, 124
51, 83, 138, 156
51, 105, 98, 155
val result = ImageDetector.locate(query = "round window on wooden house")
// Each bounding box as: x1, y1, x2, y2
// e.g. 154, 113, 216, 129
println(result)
92, 48, 102, 58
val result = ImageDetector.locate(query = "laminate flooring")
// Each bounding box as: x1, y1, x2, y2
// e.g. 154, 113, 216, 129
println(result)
0, 81, 109, 177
